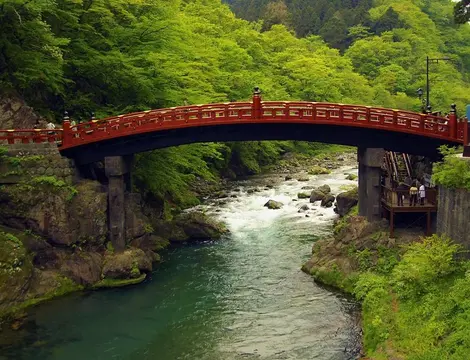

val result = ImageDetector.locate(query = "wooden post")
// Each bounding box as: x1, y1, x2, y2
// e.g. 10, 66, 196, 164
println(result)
390, 209, 395, 238
426, 211, 431, 236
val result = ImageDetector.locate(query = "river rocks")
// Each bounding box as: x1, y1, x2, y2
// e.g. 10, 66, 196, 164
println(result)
264, 200, 283, 209
310, 190, 326, 203
346, 174, 358, 181
309, 185, 334, 207
334, 187, 359, 217
297, 176, 309, 182
298, 204, 309, 213
301, 186, 315, 190
297, 192, 310, 199
285, 175, 293, 181
102, 249, 152, 280
321, 194, 335, 208
317, 184, 331, 194
308, 166, 331, 175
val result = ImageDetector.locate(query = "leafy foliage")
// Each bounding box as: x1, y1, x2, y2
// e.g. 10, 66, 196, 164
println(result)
352, 235, 470, 358
433, 146, 470, 190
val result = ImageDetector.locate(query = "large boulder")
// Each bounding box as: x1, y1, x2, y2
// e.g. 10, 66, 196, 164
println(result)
154, 212, 229, 243
310, 190, 326, 203
334, 187, 359, 217
102, 249, 153, 279
264, 200, 283, 210
317, 185, 331, 194
174, 212, 228, 241
34, 248, 103, 285
321, 194, 335, 208
130, 234, 170, 253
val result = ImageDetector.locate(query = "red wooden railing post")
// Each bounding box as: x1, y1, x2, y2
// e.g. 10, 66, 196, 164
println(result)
252, 87, 262, 120
463, 117, 469, 145
62, 117, 71, 147
449, 104, 458, 140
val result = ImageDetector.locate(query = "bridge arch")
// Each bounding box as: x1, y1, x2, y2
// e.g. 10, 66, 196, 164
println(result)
56, 89, 466, 164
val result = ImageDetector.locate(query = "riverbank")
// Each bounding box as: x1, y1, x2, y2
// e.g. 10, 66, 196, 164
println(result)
303, 205, 470, 358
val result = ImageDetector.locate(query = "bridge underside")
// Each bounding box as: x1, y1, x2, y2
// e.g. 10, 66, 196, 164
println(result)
61, 123, 455, 164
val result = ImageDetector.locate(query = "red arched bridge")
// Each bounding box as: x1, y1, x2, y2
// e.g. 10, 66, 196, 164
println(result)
1, 90, 468, 164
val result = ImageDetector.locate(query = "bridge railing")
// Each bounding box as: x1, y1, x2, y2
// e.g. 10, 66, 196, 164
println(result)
259, 101, 462, 141
0, 129, 63, 145
382, 185, 438, 207
61, 102, 255, 148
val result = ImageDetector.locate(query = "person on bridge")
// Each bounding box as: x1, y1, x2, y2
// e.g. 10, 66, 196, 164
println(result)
46, 121, 56, 135
419, 183, 426, 205
409, 182, 418, 206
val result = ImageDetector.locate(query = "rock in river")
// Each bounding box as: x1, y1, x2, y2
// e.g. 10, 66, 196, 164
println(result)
310, 189, 326, 203
264, 200, 283, 209
334, 186, 358, 216
321, 194, 335, 208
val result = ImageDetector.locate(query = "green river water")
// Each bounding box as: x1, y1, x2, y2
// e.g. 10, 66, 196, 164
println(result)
0, 167, 360, 360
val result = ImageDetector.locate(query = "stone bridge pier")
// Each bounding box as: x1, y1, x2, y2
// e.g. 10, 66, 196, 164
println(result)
357, 147, 384, 222
105, 155, 134, 251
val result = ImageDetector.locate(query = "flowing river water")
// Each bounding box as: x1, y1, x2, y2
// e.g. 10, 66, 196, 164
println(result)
1, 166, 361, 360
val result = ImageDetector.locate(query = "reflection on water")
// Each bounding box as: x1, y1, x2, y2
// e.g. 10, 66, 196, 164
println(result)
0, 167, 360, 360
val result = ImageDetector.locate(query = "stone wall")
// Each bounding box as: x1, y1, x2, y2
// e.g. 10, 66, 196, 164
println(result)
437, 186, 470, 249
0, 143, 76, 184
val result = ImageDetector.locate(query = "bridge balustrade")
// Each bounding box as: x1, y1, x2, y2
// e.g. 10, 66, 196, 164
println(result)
0, 91, 467, 150
382, 185, 438, 208
0, 129, 63, 145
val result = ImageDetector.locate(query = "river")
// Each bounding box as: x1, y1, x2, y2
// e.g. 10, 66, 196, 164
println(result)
0, 166, 360, 360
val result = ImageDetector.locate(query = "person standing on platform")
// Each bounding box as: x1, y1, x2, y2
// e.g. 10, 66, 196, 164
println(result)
419, 183, 426, 205
409, 182, 418, 206
397, 182, 408, 206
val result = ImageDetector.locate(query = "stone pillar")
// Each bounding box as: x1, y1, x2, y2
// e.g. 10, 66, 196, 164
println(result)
357, 148, 384, 222
105, 155, 134, 251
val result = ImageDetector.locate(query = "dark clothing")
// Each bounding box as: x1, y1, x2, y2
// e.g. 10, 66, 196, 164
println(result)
396, 184, 408, 206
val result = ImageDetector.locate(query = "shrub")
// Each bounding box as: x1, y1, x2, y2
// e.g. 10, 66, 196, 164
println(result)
432, 146, 470, 190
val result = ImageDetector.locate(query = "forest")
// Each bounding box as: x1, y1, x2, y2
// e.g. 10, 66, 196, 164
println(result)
1, 0, 470, 209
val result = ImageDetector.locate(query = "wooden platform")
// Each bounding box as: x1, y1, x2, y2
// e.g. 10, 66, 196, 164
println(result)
381, 186, 437, 237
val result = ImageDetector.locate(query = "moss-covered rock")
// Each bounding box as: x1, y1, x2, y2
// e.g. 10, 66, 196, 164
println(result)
264, 200, 283, 210
321, 194, 335, 208
102, 248, 153, 280
174, 212, 229, 241
346, 174, 358, 181
92, 274, 146, 289
309, 189, 326, 203
334, 187, 358, 217
317, 184, 331, 194
130, 234, 170, 253
297, 192, 310, 199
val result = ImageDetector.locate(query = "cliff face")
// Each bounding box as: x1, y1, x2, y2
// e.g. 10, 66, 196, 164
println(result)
0, 95, 46, 129
0, 144, 229, 319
